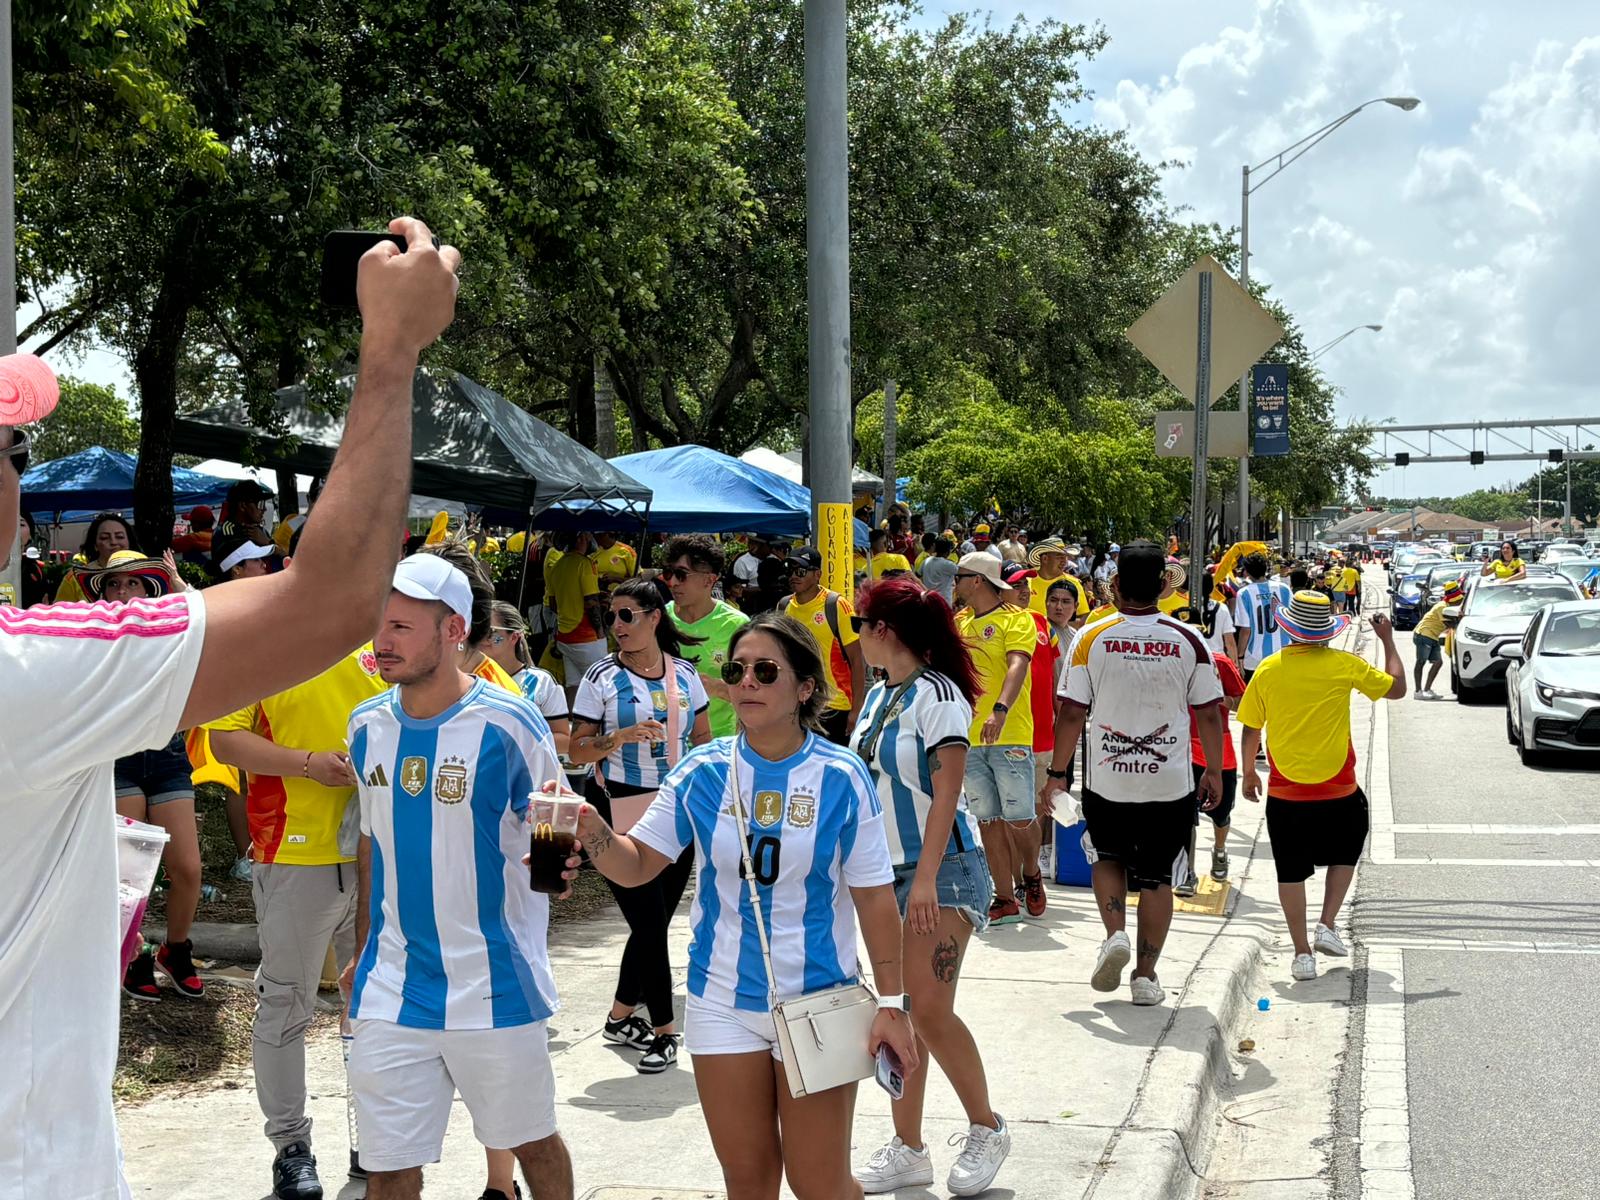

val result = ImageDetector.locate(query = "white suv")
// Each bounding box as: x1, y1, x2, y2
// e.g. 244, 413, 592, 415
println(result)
1450, 576, 1581, 700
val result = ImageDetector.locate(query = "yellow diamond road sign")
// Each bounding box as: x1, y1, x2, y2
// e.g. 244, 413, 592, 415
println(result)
1126, 254, 1284, 407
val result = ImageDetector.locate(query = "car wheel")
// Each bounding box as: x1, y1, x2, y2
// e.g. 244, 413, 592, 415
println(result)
1450, 667, 1460, 697
1518, 737, 1549, 767
1506, 704, 1517, 745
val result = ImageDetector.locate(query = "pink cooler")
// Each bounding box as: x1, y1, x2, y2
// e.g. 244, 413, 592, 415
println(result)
116, 816, 170, 972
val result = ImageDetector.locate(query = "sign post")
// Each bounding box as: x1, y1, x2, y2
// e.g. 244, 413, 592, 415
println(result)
817, 501, 855, 602
1251, 364, 1290, 457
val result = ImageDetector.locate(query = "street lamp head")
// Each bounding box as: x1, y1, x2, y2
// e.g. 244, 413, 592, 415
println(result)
1384, 97, 1422, 111
1365, 324, 1383, 332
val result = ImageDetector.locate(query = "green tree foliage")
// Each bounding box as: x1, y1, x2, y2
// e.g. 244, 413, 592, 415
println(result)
26, 377, 140, 463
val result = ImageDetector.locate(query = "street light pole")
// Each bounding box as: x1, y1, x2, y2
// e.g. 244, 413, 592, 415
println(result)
1235, 96, 1419, 545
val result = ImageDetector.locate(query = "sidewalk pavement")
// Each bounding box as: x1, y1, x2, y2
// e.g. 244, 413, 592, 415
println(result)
120, 818, 1307, 1200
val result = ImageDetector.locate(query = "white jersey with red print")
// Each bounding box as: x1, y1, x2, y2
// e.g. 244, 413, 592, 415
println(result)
0, 593, 208, 1199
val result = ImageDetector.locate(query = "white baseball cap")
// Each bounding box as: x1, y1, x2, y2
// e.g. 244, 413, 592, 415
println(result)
393, 554, 474, 622
217, 538, 277, 575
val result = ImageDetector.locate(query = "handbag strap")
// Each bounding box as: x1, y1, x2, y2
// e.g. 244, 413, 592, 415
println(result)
727, 738, 783, 1008
856, 666, 925, 765
664, 657, 683, 768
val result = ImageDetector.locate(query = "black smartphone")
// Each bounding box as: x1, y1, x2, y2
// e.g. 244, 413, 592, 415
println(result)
320, 229, 442, 308
874, 1045, 904, 1100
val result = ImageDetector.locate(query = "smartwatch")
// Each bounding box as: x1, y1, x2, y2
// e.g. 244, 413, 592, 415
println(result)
1046, 768, 1068, 780
991, 702, 1010, 714
876, 993, 912, 1015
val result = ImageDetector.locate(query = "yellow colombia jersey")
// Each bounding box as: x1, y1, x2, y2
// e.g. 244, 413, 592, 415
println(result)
786, 590, 859, 711
591, 541, 638, 583
1490, 558, 1525, 579
1029, 573, 1085, 617
207, 645, 387, 866
956, 604, 1035, 745
1158, 591, 1188, 615
472, 653, 520, 694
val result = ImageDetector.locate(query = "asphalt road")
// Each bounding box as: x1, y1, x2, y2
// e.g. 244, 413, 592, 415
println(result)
1345, 567, 1600, 1200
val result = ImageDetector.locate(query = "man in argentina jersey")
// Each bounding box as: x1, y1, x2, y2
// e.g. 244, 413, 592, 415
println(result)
856, 672, 983, 867
1234, 552, 1295, 678
344, 554, 573, 1197
628, 733, 894, 1012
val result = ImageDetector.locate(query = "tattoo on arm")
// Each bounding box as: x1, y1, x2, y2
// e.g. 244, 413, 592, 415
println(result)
931, 936, 960, 984
593, 732, 617, 752
587, 825, 616, 858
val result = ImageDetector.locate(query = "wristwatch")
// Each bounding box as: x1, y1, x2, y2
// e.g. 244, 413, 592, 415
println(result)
991, 702, 1010, 714
876, 993, 912, 1015
1046, 768, 1068, 780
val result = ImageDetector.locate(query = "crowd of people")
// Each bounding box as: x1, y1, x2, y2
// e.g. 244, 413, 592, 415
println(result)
2, 220, 1408, 1200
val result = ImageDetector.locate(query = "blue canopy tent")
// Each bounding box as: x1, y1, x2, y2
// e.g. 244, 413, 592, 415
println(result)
546, 445, 869, 547
21, 447, 235, 518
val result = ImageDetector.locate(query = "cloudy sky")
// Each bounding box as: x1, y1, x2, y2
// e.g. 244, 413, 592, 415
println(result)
914, 0, 1600, 498
44, 1, 1600, 501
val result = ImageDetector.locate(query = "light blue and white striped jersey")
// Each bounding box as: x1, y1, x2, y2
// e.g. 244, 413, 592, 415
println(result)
1234, 580, 1295, 671
514, 665, 569, 725
572, 654, 709, 789
347, 679, 561, 1030
850, 671, 981, 868
630, 734, 894, 1013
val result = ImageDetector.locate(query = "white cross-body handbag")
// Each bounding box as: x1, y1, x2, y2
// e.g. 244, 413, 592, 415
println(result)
727, 738, 878, 1099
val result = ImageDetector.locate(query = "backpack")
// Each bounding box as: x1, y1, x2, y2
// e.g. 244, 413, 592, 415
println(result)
780, 590, 844, 646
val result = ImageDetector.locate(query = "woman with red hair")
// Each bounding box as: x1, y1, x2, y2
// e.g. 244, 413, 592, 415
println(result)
848, 576, 1011, 1197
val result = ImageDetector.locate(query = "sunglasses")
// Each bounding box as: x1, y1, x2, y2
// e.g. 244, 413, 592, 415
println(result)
1, 431, 29, 476
849, 614, 882, 634
659, 566, 708, 583
787, 563, 816, 575
612, 606, 658, 625
720, 658, 787, 686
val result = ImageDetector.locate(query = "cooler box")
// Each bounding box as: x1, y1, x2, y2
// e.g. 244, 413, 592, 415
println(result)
1054, 819, 1093, 887
116, 816, 170, 971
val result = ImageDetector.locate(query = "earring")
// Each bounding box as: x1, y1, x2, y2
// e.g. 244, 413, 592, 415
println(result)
457, 641, 465, 652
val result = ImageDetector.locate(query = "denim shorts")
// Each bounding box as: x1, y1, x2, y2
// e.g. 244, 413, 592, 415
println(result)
964, 744, 1036, 821
113, 733, 194, 805
1413, 633, 1442, 664
891, 846, 994, 932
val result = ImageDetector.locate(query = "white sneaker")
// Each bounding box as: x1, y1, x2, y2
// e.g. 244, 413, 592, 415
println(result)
855, 1137, 933, 1193
1091, 931, 1132, 992
1314, 923, 1349, 957
1291, 953, 1318, 981
947, 1114, 1012, 1197
229, 856, 253, 882
1130, 976, 1166, 1006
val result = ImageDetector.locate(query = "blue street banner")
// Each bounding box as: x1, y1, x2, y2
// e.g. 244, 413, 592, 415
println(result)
1251, 363, 1290, 457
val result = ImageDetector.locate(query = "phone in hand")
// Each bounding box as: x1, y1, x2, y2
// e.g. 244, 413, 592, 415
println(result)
875, 1045, 905, 1100
319, 229, 440, 308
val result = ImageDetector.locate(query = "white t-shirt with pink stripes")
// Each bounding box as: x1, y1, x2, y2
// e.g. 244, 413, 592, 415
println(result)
0, 591, 207, 1200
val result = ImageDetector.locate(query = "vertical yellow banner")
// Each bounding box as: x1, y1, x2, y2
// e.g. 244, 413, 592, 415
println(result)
818, 502, 854, 603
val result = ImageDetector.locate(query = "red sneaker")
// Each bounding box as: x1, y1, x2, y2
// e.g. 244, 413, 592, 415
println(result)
1021, 872, 1048, 918
987, 896, 1021, 926
156, 939, 205, 999
122, 950, 160, 1002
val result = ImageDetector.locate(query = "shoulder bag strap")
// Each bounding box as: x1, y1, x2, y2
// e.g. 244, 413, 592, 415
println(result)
727, 740, 782, 1008
856, 667, 925, 765
665, 657, 684, 768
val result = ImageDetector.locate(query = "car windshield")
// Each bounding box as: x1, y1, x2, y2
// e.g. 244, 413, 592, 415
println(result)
1466, 582, 1577, 617
1555, 561, 1600, 584
1425, 566, 1467, 588
1540, 610, 1600, 656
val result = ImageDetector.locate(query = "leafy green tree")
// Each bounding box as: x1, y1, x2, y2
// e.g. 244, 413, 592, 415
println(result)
25, 377, 140, 463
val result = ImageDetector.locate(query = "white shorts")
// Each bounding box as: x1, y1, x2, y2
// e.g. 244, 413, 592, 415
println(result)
557, 637, 609, 677
684, 992, 784, 1059
348, 1019, 557, 1171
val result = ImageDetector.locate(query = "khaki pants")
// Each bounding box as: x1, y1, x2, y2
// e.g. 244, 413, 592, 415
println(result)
251, 861, 357, 1152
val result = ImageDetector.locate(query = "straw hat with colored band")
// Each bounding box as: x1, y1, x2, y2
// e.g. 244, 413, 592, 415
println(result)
1442, 580, 1465, 606
1275, 589, 1351, 644
78, 550, 175, 600
1027, 537, 1068, 568
1163, 559, 1189, 592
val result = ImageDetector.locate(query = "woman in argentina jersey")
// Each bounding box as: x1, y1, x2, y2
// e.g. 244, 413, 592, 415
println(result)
567, 578, 711, 1073
565, 612, 919, 1200
849, 577, 1013, 1197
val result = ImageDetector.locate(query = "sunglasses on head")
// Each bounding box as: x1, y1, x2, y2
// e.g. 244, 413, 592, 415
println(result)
720, 658, 786, 686
612, 605, 658, 625
1, 431, 29, 476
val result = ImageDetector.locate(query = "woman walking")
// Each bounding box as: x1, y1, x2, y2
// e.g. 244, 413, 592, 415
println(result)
568, 578, 712, 1073
848, 578, 1012, 1197
565, 612, 919, 1200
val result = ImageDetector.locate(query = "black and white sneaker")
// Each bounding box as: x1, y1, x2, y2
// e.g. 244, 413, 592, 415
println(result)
637, 1033, 680, 1074
603, 1013, 654, 1050
1211, 848, 1230, 881
271, 1141, 322, 1200
1174, 870, 1198, 898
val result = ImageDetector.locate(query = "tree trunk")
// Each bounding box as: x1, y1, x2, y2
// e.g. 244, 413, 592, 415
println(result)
569, 350, 597, 448
591, 351, 614, 456
132, 219, 205, 556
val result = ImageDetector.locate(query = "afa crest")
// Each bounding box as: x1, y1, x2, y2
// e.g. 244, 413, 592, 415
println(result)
787, 790, 816, 829
435, 755, 469, 805
399, 756, 428, 797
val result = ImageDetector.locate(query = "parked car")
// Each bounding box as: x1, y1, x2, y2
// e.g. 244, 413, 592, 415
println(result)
1447, 576, 1582, 700
1467, 541, 1500, 562
1503, 602, 1600, 764
1389, 562, 1460, 630
1542, 542, 1588, 565
1553, 559, 1600, 598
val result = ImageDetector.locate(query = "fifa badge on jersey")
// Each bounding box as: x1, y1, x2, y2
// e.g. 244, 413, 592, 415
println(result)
787, 789, 816, 829
399, 756, 428, 797
435, 755, 469, 805
650, 690, 668, 711
754, 790, 784, 827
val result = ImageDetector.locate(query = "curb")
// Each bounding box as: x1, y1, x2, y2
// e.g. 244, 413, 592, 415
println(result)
144, 921, 262, 964
1088, 817, 1273, 1200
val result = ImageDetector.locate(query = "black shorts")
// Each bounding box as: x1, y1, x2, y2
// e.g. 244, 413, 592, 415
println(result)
1080, 790, 1193, 892
1265, 789, 1370, 883
1191, 763, 1238, 828
818, 708, 852, 746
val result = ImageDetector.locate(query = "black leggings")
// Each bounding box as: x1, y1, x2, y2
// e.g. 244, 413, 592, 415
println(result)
587, 778, 694, 1028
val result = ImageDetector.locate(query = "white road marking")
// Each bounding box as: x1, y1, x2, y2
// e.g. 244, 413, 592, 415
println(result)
1360, 946, 1414, 1200
1377, 856, 1600, 867
1389, 823, 1600, 834
1364, 938, 1600, 955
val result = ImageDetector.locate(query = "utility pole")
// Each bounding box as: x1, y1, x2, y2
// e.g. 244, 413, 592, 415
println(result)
804, 0, 854, 591
879, 378, 897, 524
0, 4, 19, 604
1236, 166, 1250, 544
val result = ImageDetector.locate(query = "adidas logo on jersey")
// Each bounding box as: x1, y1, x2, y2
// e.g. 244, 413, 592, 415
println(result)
365, 764, 389, 788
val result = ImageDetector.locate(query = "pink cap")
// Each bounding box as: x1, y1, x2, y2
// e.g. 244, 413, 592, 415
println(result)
0, 353, 59, 425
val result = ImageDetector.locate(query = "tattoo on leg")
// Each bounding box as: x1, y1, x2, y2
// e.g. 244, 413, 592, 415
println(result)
1104, 896, 1125, 915
1137, 937, 1159, 960
931, 937, 959, 985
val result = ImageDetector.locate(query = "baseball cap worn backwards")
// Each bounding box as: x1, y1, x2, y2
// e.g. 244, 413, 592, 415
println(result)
393, 554, 474, 622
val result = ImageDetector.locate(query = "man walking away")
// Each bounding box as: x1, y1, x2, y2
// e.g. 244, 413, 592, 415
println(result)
1042, 542, 1225, 1006
1239, 597, 1405, 981
1233, 553, 1293, 683
1411, 580, 1460, 699
346, 555, 573, 1200
783, 546, 865, 743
